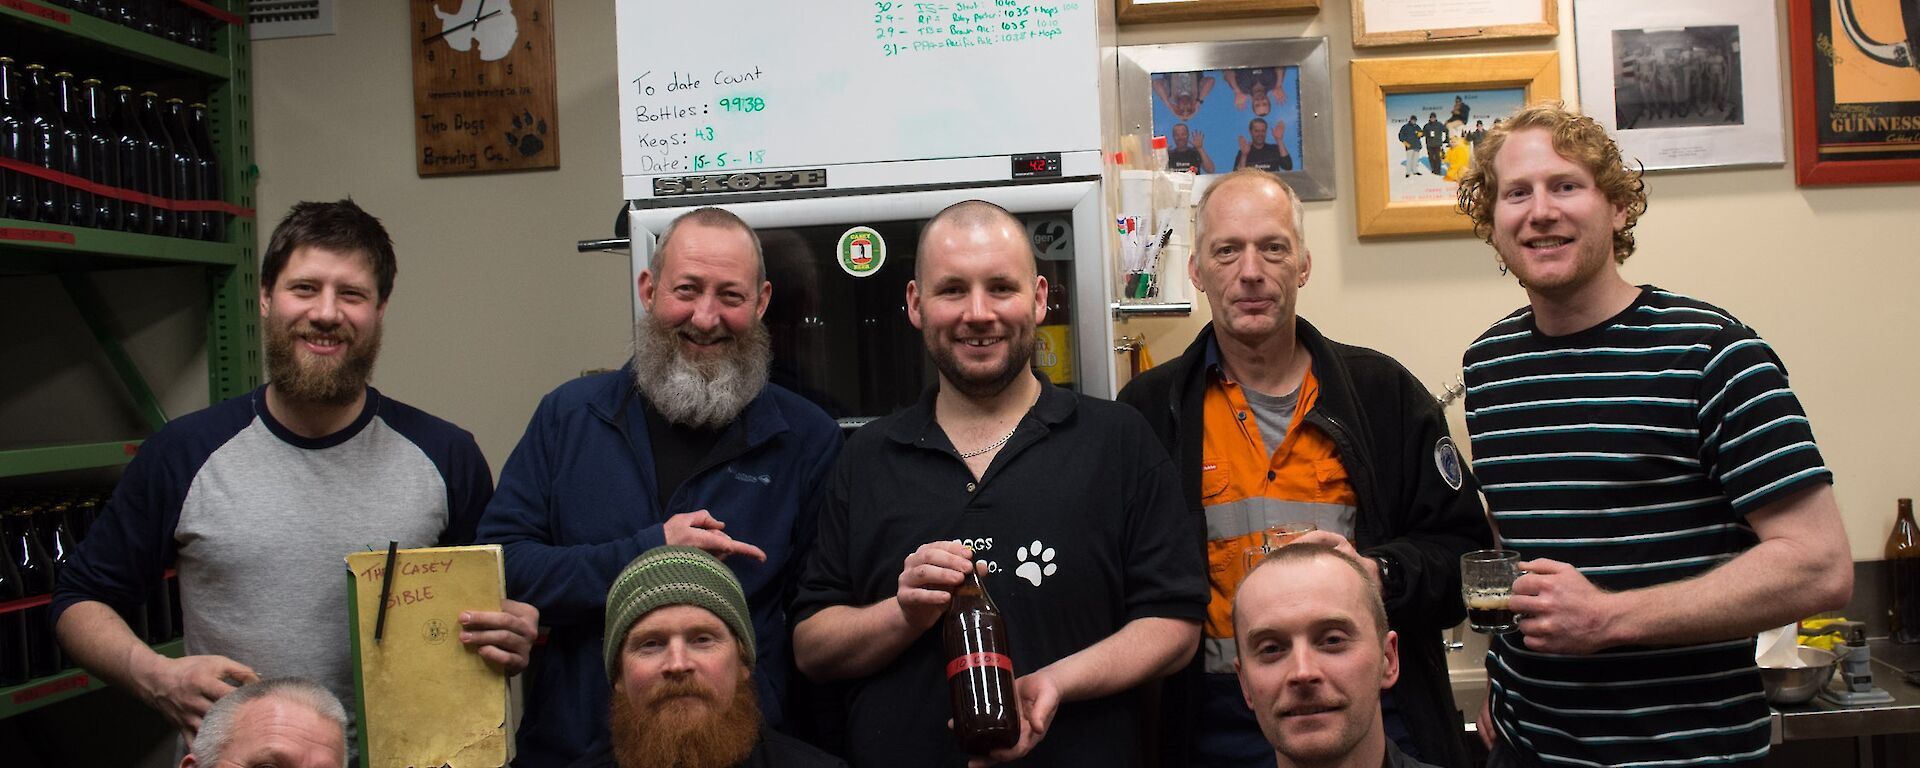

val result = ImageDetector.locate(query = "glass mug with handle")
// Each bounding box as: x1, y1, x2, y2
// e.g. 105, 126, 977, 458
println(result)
1243, 522, 1321, 574
1461, 549, 1522, 633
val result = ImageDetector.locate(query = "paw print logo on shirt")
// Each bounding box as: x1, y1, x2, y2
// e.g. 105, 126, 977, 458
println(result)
1015, 540, 1058, 586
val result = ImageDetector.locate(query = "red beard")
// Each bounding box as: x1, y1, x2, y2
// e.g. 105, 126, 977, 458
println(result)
609, 674, 761, 768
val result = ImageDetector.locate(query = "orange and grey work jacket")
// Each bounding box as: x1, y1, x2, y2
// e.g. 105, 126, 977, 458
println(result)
1198, 366, 1356, 672
1117, 319, 1491, 768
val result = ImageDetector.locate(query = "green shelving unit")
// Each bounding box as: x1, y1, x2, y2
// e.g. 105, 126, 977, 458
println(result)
0, 639, 185, 720
0, 0, 259, 478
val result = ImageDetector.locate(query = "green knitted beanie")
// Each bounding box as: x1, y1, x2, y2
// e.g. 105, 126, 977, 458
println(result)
602, 545, 755, 679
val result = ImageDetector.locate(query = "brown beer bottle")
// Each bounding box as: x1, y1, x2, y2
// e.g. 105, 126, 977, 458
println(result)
943, 568, 1020, 754
1888, 499, 1920, 644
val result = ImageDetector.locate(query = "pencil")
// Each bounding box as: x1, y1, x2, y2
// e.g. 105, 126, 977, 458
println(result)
374, 540, 398, 644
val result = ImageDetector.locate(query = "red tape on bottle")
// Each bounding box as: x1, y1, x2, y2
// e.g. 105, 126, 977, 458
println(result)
946, 652, 1013, 679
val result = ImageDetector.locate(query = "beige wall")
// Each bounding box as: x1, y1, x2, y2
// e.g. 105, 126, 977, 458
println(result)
254, 0, 1918, 559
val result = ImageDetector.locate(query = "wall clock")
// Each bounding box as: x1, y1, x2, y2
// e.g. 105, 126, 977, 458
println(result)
411, 0, 559, 176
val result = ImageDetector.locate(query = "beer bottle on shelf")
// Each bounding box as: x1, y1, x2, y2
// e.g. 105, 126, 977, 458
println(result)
23, 64, 70, 225
4, 508, 61, 678
943, 567, 1020, 754
161, 1, 188, 45
81, 79, 122, 231
110, 85, 154, 234
109, 1, 143, 36
164, 98, 206, 240
66, 491, 96, 544
52, 72, 97, 229
1, 57, 34, 221
137, 0, 165, 39
184, 6, 213, 52
37, 503, 78, 668
0, 507, 28, 686
1889, 498, 1920, 644
136, 90, 176, 237
186, 102, 222, 241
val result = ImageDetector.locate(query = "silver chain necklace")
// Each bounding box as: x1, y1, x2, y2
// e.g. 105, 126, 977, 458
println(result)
956, 388, 1040, 459
958, 421, 1021, 458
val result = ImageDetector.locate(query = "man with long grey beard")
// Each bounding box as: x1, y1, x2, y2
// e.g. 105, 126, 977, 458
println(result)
53, 200, 538, 753
480, 206, 843, 768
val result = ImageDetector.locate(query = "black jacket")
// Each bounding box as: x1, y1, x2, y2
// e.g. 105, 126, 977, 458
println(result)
1117, 320, 1490, 768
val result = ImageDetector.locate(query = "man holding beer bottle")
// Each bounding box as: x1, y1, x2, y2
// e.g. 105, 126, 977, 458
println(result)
1118, 168, 1488, 768
792, 200, 1206, 767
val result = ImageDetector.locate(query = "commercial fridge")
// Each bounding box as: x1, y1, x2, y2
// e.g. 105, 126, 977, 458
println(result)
621, 181, 1114, 427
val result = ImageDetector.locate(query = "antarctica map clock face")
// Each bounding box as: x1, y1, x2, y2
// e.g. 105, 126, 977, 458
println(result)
411, 0, 559, 176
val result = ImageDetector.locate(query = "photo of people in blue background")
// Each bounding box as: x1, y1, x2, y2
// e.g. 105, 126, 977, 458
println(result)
1382, 87, 1524, 203
1151, 67, 1302, 175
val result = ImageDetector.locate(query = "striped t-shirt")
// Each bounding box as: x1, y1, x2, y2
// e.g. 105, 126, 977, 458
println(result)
1462, 287, 1831, 768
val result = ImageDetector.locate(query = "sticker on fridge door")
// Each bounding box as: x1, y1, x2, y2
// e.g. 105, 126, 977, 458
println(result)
1028, 217, 1072, 261
837, 227, 886, 277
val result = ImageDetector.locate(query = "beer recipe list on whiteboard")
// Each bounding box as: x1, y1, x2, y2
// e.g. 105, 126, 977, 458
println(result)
614, 0, 1100, 198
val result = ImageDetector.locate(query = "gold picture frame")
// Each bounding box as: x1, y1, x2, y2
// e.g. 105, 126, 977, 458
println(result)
1350, 52, 1559, 238
1350, 0, 1558, 48
1117, 0, 1320, 26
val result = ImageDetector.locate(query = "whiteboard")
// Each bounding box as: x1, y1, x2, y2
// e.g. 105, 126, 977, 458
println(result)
614, 0, 1102, 201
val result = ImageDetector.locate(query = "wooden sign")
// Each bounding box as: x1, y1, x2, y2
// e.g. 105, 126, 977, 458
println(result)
411, 0, 559, 176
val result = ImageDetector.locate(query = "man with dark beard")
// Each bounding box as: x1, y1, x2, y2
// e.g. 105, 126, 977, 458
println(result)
792, 200, 1206, 767
479, 207, 842, 768
52, 200, 538, 751
568, 546, 845, 768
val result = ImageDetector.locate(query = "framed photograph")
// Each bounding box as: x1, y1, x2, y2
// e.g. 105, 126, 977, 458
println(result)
1351, 0, 1557, 48
1350, 52, 1559, 237
1787, 0, 1920, 185
1117, 0, 1319, 26
1575, 0, 1784, 171
1119, 38, 1336, 200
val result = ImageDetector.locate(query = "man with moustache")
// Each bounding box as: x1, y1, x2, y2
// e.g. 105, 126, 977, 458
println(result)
1117, 169, 1484, 768
792, 200, 1206, 767
1454, 104, 1849, 768
53, 200, 538, 746
568, 547, 846, 768
1235, 544, 1438, 768
479, 206, 841, 768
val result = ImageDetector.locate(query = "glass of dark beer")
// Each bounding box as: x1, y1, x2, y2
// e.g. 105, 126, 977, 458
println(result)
1461, 549, 1521, 633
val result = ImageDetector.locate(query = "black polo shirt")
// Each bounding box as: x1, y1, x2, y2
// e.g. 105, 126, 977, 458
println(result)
795, 375, 1206, 768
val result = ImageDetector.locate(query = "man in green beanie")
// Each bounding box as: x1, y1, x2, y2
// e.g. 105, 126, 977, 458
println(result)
567, 546, 844, 768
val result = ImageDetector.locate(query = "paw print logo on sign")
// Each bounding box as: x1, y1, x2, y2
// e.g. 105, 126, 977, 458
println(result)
1015, 540, 1057, 587
505, 110, 547, 157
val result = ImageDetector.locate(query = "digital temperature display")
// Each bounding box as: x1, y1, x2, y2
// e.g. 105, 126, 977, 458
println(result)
1010, 153, 1062, 179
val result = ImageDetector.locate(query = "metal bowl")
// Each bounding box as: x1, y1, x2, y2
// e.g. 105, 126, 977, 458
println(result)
1759, 646, 1836, 705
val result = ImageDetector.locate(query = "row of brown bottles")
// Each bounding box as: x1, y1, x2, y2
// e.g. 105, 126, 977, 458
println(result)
0, 489, 179, 687
0, 56, 225, 241
41, 0, 223, 52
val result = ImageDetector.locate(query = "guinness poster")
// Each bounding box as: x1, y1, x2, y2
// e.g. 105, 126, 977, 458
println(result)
1794, 0, 1920, 184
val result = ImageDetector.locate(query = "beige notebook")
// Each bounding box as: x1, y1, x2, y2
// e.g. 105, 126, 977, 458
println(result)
345, 544, 510, 768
